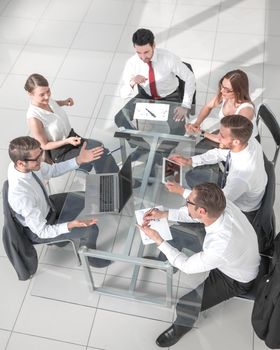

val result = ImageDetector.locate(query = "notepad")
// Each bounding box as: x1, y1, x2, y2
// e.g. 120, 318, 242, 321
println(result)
135, 205, 172, 245
133, 103, 170, 121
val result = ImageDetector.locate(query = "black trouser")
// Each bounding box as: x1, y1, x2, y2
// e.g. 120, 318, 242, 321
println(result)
175, 268, 254, 328
50, 129, 119, 173
114, 89, 185, 162
243, 209, 258, 225
23, 192, 98, 250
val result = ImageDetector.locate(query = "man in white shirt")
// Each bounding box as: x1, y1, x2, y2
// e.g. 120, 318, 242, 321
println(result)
137, 183, 260, 347
167, 115, 267, 223
115, 28, 196, 158
8, 136, 111, 268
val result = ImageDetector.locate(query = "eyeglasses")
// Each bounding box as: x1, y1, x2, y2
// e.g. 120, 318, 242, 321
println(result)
220, 84, 233, 93
186, 199, 196, 207
24, 148, 43, 162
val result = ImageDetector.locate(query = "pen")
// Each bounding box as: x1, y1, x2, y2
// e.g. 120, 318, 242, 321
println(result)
145, 108, 157, 118
107, 146, 122, 155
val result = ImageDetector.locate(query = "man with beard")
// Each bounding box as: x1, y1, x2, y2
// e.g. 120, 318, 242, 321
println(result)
137, 183, 260, 347
166, 114, 267, 223
115, 28, 195, 161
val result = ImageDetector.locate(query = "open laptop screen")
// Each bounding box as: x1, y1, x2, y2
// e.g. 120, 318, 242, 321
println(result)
118, 155, 133, 211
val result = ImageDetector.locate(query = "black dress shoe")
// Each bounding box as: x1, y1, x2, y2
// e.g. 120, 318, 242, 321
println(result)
156, 324, 191, 347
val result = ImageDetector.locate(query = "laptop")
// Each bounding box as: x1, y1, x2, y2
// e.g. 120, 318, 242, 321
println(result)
85, 155, 133, 214
162, 157, 183, 186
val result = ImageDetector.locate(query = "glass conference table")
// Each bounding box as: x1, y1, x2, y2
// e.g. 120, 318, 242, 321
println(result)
58, 100, 206, 325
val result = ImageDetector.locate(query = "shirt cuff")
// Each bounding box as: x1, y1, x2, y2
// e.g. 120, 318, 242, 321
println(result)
182, 188, 191, 199
158, 240, 172, 255
181, 99, 192, 109
190, 155, 201, 167
168, 209, 180, 222
58, 222, 70, 234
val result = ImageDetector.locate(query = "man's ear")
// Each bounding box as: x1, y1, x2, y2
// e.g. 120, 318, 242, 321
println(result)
233, 138, 241, 147
198, 207, 207, 216
15, 160, 26, 169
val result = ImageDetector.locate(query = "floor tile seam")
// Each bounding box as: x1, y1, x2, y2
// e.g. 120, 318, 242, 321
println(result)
0, 0, 52, 91
4, 274, 34, 349
0, 0, 12, 16
43, 0, 101, 118
95, 306, 175, 324
28, 293, 98, 311
6, 329, 89, 348
84, 0, 137, 138
0, 15, 84, 24
103, 271, 181, 287
0, 106, 26, 112
201, 0, 221, 100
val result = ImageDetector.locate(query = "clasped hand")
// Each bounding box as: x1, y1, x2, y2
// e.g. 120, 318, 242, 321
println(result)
185, 123, 200, 134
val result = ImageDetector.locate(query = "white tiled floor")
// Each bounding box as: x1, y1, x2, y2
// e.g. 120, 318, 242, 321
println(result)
0, 0, 279, 349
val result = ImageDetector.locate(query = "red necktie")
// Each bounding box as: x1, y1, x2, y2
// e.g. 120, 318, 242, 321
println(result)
147, 61, 160, 99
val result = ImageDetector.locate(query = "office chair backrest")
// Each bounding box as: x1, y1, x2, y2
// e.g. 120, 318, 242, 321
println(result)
252, 155, 275, 255
257, 104, 280, 167
2, 180, 38, 280
251, 232, 280, 349
177, 62, 196, 115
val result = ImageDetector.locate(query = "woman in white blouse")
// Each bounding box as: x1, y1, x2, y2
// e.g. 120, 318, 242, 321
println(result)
25, 73, 119, 173
186, 69, 257, 144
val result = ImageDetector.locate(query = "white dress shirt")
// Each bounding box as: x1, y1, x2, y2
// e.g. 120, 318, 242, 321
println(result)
188, 139, 267, 212
120, 48, 196, 109
160, 201, 260, 283
26, 99, 71, 141
8, 159, 78, 239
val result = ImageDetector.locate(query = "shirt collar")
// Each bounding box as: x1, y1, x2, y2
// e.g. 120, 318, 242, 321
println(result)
151, 48, 158, 63
205, 211, 224, 233
9, 162, 33, 179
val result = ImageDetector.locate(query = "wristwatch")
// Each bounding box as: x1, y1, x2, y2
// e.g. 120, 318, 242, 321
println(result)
200, 130, 205, 137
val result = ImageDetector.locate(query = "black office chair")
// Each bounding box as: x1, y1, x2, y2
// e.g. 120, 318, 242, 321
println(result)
2, 180, 81, 280
252, 155, 276, 255
256, 104, 280, 168
177, 62, 196, 116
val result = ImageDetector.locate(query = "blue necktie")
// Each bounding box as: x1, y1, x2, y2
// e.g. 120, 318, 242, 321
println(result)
220, 151, 231, 189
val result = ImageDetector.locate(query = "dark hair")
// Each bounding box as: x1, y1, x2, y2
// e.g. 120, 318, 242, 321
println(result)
24, 73, 49, 93
132, 28, 155, 47
192, 183, 226, 218
220, 114, 253, 144
218, 69, 252, 105
9, 136, 41, 163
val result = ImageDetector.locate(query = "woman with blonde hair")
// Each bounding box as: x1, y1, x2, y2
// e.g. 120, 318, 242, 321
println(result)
24, 73, 119, 173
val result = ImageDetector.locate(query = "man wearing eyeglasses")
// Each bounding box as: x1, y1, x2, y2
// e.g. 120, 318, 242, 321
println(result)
137, 182, 260, 347
167, 114, 267, 224
7, 136, 111, 268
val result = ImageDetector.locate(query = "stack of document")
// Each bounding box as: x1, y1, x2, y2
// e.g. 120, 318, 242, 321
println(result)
135, 205, 172, 245
133, 103, 170, 121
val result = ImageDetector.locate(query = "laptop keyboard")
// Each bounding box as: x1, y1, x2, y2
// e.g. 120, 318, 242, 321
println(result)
99, 175, 115, 212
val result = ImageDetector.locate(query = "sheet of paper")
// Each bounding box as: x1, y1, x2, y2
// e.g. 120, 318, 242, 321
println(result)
133, 103, 170, 121
135, 205, 172, 245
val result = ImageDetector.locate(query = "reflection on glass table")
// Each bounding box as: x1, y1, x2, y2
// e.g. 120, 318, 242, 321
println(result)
58, 129, 205, 327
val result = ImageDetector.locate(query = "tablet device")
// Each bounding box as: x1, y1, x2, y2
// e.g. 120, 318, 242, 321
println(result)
162, 158, 183, 186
